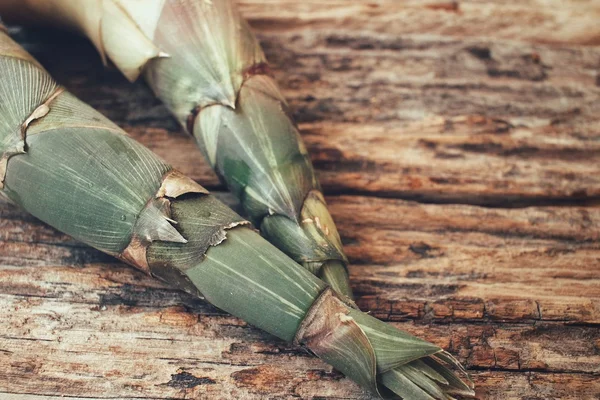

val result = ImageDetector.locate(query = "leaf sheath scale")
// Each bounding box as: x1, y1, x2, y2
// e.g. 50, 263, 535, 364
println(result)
0, 0, 353, 297
0, 28, 473, 398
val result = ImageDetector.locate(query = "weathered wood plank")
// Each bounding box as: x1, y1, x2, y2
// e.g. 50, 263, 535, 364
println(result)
4, 369, 600, 400
1, 1, 600, 399
239, 0, 600, 46
1, 294, 600, 399
8, 8, 600, 204
1, 195, 599, 398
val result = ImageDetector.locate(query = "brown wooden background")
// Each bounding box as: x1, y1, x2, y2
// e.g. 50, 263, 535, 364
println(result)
2, 1, 600, 399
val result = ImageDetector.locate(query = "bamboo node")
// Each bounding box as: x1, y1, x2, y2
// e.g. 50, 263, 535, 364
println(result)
118, 235, 151, 273
21, 87, 65, 137
157, 169, 209, 198
294, 288, 354, 346
1, 87, 65, 189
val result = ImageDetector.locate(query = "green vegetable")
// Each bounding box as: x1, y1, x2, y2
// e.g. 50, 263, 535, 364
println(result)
0, 0, 353, 297
0, 11, 474, 399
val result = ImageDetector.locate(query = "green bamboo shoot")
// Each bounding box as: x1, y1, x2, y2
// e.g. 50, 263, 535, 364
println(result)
0, 28, 473, 399
0, 0, 353, 297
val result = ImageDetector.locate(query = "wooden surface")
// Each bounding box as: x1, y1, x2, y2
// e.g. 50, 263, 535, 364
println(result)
2, 1, 600, 399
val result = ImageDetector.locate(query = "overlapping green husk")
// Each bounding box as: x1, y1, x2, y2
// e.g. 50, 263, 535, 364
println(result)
0, 28, 473, 399
146, 0, 354, 298
0, 0, 352, 297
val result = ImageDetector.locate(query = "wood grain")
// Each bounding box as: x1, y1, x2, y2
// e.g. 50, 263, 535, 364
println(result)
1, 1, 600, 399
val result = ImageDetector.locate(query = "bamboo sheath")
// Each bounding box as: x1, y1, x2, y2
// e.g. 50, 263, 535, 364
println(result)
0, 27, 473, 398
0, 0, 353, 297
